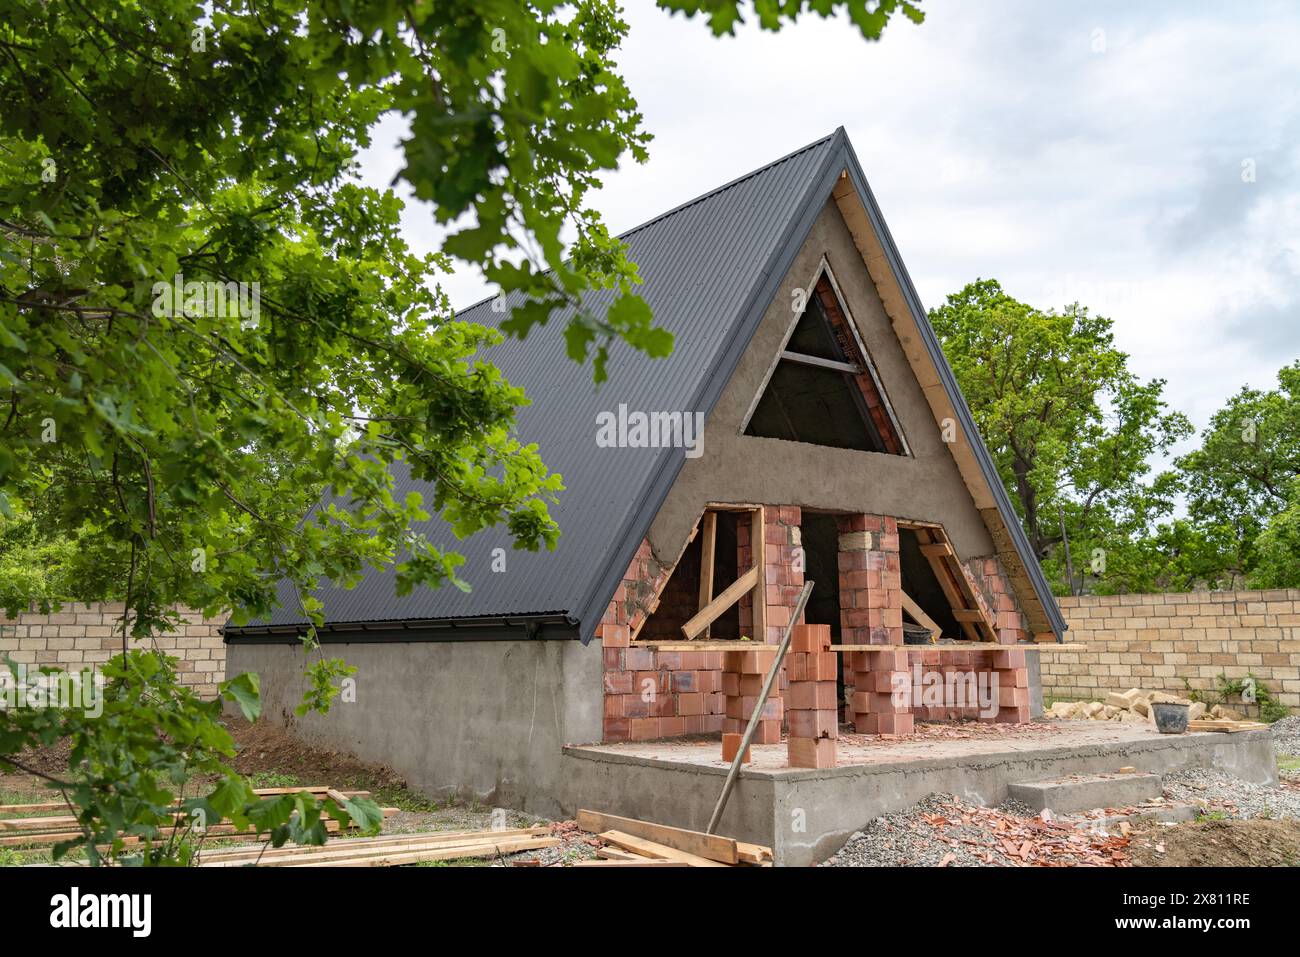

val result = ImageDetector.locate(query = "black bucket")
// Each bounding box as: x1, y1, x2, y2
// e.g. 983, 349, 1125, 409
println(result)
1151, 701, 1190, 734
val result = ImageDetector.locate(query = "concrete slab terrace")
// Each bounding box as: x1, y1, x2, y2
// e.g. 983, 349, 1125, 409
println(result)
560, 721, 1279, 866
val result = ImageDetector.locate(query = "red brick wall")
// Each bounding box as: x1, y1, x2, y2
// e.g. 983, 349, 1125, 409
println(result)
595, 513, 1033, 742
595, 540, 726, 742
963, 556, 1029, 644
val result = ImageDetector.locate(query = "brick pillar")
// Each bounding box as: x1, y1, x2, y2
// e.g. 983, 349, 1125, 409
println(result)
786, 624, 837, 767
992, 648, 1030, 723
722, 647, 782, 744
739, 506, 805, 645
837, 514, 909, 733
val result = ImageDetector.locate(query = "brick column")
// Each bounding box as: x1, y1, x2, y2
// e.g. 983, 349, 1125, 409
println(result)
722, 647, 782, 744
739, 506, 805, 644
992, 648, 1030, 723
786, 624, 837, 767
837, 514, 910, 734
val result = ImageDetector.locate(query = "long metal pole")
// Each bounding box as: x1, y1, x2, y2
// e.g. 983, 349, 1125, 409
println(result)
705, 580, 814, 836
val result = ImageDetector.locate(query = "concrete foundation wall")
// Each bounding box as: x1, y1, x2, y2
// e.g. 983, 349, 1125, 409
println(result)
227, 638, 603, 819
564, 728, 1278, 866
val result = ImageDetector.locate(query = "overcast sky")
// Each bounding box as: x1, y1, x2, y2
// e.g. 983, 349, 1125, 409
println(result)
360, 0, 1300, 452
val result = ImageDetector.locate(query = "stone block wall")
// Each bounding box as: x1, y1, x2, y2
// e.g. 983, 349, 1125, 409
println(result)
0, 603, 227, 698
1042, 589, 1300, 709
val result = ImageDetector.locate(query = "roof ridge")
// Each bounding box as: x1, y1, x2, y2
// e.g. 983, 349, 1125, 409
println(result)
456, 130, 843, 317
616, 130, 841, 241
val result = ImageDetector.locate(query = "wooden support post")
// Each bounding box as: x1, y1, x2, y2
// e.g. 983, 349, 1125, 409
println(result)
698, 510, 717, 639
706, 581, 814, 836
751, 506, 767, 643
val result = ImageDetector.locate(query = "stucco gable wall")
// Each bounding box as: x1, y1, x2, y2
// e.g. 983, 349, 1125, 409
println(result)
646, 198, 994, 565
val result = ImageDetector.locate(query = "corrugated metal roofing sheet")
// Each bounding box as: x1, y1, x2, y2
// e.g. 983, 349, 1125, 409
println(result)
239, 132, 842, 634
231, 127, 1068, 643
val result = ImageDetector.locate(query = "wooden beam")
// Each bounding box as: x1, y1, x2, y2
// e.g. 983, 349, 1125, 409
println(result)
951, 608, 985, 622
900, 590, 940, 639
750, 506, 767, 642
577, 809, 740, 864
681, 565, 759, 639
598, 830, 729, 867
919, 542, 955, 559
780, 350, 863, 375
698, 510, 717, 639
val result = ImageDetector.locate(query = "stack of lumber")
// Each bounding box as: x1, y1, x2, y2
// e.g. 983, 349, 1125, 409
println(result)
197, 826, 558, 867
0, 786, 392, 849
1188, 719, 1270, 733
572, 809, 772, 867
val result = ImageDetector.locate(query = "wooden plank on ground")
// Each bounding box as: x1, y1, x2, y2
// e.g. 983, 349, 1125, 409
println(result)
203, 833, 556, 867
598, 830, 729, 867
573, 859, 690, 867
297, 836, 558, 867
198, 827, 550, 864
577, 809, 739, 864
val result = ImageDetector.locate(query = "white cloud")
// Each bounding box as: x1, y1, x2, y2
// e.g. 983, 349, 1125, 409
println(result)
356, 0, 1300, 439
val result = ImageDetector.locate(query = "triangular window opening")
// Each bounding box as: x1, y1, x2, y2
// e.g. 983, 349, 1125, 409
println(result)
745, 279, 904, 454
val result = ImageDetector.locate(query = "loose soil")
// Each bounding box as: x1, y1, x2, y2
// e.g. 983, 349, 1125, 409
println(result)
1128, 817, 1300, 867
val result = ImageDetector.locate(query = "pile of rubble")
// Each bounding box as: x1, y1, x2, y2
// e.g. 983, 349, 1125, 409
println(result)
1046, 687, 1248, 725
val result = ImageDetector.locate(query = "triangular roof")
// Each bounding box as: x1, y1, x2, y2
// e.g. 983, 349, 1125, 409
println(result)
229, 129, 1066, 644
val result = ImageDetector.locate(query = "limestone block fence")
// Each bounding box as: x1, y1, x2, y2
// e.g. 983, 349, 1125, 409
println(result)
1042, 589, 1300, 711
0, 602, 227, 699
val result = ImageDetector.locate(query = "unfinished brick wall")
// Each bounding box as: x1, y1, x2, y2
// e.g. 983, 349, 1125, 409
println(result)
964, 557, 1029, 644
599, 507, 808, 743
597, 511, 1037, 743
1042, 589, 1300, 709
738, 506, 806, 644
0, 602, 227, 698
595, 540, 726, 741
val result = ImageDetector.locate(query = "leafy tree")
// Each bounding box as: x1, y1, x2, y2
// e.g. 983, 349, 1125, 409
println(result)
1251, 479, 1300, 588
1176, 361, 1300, 582
0, 1, 923, 861
929, 279, 1192, 594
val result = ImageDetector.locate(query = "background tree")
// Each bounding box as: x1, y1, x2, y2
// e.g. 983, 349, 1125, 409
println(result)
929, 279, 1192, 594
0, 0, 924, 862
1175, 361, 1300, 584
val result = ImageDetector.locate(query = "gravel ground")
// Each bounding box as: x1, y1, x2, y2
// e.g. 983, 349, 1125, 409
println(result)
1160, 767, 1300, 820
822, 793, 1132, 867
824, 795, 994, 867
1270, 715, 1300, 756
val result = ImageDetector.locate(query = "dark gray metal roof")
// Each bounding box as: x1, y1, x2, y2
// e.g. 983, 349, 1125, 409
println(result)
228, 128, 1066, 644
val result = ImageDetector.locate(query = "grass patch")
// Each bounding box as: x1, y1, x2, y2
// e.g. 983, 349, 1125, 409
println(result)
1277, 755, 1300, 772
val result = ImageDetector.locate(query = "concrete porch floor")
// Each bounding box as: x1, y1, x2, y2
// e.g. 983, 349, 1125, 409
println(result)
560, 720, 1279, 865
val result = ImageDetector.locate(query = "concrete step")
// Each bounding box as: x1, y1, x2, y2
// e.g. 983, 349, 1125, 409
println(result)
1007, 771, 1163, 814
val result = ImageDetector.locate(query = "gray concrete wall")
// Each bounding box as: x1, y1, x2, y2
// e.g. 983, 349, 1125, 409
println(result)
563, 729, 1278, 866
646, 198, 996, 567
227, 638, 603, 819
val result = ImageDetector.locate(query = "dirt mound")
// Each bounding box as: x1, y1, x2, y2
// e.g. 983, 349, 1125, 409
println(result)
224, 716, 409, 792
1129, 818, 1300, 867
5, 716, 411, 798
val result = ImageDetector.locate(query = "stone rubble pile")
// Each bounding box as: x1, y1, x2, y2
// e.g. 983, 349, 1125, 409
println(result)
1046, 687, 1248, 725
